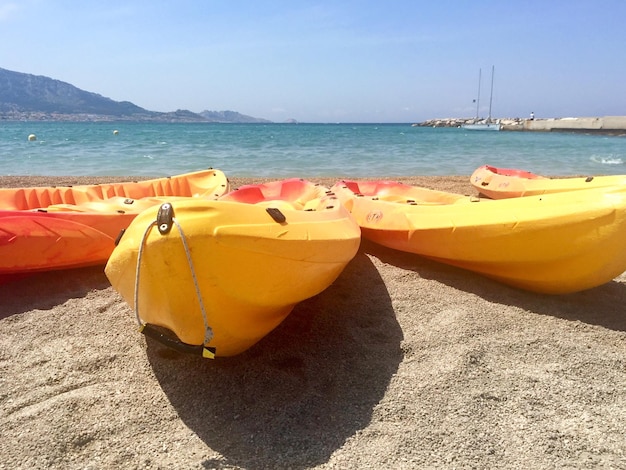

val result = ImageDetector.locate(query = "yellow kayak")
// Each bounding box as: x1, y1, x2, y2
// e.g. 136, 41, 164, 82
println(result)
471, 164, 626, 198
331, 179, 626, 294
105, 178, 361, 357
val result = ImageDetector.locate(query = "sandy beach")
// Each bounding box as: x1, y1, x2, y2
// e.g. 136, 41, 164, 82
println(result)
1, 175, 625, 469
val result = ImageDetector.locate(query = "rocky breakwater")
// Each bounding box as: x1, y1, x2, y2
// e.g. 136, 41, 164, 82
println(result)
414, 116, 626, 135
413, 117, 524, 130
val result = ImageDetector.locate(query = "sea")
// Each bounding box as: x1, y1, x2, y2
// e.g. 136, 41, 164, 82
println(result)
1, 121, 625, 178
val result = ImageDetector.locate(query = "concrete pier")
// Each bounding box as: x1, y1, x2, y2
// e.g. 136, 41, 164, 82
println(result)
522, 116, 626, 135
415, 116, 626, 135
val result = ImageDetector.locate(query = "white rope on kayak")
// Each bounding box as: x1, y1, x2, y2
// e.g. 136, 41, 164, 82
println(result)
134, 219, 155, 328
133, 213, 214, 347
170, 217, 214, 346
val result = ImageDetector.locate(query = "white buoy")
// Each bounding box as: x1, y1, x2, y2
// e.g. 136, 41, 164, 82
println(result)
28, 134, 37, 141
113, 130, 119, 135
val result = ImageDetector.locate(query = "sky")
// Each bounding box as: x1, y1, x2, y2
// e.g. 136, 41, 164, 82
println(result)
1, 1, 625, 123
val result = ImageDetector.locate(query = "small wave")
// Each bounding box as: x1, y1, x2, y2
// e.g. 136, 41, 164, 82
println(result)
591, 155, 623, 165
142, 155, 154, 160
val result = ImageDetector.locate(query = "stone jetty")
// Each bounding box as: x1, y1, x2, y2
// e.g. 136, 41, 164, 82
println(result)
414, 116, 626, 135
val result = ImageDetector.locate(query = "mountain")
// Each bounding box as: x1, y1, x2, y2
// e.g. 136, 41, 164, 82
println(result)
198, 110, 271, 123
0, 67, 270, 123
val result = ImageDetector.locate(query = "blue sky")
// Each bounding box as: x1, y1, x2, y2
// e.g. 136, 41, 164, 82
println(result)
1, 1, 625, 123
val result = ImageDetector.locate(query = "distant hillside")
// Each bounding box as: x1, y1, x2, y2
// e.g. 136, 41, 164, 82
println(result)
199, 110, 271, 123
0, 67, 270, 123
0, 67, 157, 120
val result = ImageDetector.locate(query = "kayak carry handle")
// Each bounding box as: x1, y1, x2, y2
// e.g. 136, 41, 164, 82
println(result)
139, 323, 216, 359
266, 207, 287, 223
156, 203, 174, 234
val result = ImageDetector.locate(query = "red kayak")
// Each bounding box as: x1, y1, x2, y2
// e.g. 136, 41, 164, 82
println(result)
0, 168, 229, 279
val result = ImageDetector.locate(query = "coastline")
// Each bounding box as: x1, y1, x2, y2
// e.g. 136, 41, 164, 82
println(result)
0, 174, 475, 196
415, 115, 626, 135
1, 175, 625, 469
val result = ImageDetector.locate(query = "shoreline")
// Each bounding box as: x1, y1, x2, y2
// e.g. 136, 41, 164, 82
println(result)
1, 175, 625, 469
0, 174, 476, 196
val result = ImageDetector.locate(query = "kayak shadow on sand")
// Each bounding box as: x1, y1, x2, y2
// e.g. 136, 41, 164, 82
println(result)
0, 266, 110, 320
362, 239, 626, 333
145, 250, 402, 470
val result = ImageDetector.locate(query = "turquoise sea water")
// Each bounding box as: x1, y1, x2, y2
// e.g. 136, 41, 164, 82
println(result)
1, 121, 625, 177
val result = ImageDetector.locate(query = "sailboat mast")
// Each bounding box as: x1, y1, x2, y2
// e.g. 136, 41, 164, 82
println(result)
488, 65, 495, 121
475, 68, 482, 119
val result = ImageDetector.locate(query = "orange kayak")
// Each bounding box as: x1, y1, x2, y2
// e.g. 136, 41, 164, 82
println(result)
0, 168, 229, 278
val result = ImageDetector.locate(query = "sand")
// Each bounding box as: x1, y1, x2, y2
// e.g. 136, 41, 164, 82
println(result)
1, 175, 625, 469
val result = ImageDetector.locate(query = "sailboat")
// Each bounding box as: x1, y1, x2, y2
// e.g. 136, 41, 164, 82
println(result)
462, 66, 501, 131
